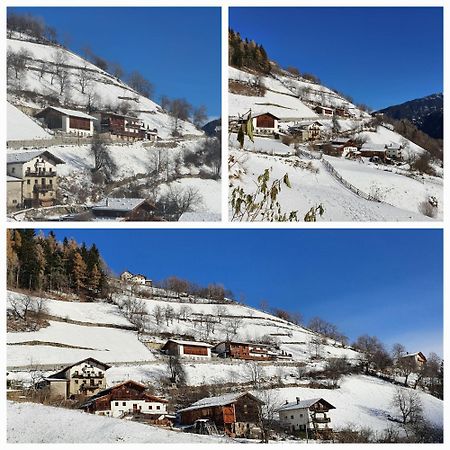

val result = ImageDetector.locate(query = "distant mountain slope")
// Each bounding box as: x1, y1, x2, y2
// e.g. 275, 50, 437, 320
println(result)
378, 93, 443, 139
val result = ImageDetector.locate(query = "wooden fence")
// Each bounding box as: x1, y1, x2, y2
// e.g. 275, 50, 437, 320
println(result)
321, 159, 380, 202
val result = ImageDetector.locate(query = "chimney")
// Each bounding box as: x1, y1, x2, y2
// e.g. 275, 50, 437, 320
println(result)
296, 397, 300, 404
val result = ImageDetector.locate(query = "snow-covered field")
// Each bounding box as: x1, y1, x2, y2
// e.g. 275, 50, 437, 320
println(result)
324, 156, 443, 219
230, 147, 429, 221
7, 401, 230, 443
269, 375, 443, 433
7, 290, 359, 370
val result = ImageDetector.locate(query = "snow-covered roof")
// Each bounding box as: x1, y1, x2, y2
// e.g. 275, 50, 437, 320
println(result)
361, 143, 386, 151
7, 150, 66, 165
79, 380, 168, 409
277, 398, 335, 412
92, 198, 147, 212
48, 357, 111, 380
7, 175, 23, 182
163, 339, 213, 348
39, 106, 97, 120
178, 392, 262, 413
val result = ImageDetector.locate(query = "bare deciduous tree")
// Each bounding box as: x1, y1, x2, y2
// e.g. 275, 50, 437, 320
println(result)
127, 70, 154, 99
90, 134, 117, 182
391, 387, 423, 424
77, 63, 93, 94
152, 304, 164, 326
166, 355, 187, 385
192, 105, 208, 128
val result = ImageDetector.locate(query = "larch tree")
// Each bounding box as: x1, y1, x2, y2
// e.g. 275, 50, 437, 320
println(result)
72, 251, 87, 294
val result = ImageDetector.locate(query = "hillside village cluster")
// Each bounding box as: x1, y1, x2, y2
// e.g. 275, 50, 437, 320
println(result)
230, 108, 403, 162
6, 269, 434, 442
227, 31, 443, 222
6, 23, 221, 222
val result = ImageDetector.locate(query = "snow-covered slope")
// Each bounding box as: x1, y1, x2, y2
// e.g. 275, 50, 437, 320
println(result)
7, 36, 202, 138
229, 146, 431, 221
7, 101, 51, 140
270, 375, 443, 433
7, 289, 359, 369
229, 66, 442, 221
7, 401, 230, 443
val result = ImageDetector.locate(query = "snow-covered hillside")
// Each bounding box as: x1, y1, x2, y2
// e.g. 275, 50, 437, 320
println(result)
6, 289, 359, 369
6, 288, 443, 441
229, 66, 443, 221
7, 101, 51, 141
7, 401, 230, 443
270, 375, 443, 433
7, 35, 201, 138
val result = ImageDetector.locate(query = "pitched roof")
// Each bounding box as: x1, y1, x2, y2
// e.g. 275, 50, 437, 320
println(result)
38, 106, 97, 120
163, 339, 213, 348
277, 397, 336, 412
400, 352, 427, 361
7, 150, 66, 165
79, 380, 168, 408
92, 198, 147, 212
48, 357, 111, 379
7, 175, 23, 182
178, 392, 263, 413
361, 143, 386, 151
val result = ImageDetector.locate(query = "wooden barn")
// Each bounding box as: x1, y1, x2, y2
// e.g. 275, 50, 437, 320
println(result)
35, 106, 96, 136
178, 392, 264, 437
80, 380, 168, 419
93, 111, 146, 141
359, 143, 387, 159
213, 341, 275, 361
314, 105, 334, 117
162, 339, 212, 359
251, 112, 280, 136
334, 107, 350, 117
90, 197, 155, 221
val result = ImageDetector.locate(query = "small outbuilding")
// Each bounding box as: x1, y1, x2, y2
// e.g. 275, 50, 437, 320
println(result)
178, 392, 264, 437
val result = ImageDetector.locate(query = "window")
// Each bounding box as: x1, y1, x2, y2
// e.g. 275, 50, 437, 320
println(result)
27, 180, 30, 185
115, 402, 119, 406
11, 168, 15, 173
156, 405, 160, 410
291, 415, 294, 420
75, 380, 79, 384
122, 402, 126, 406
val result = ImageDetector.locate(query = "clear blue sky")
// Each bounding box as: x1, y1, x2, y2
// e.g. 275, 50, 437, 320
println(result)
9, 7, 221, 118
230, 7, 443, 110
42, 229, 443, 357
